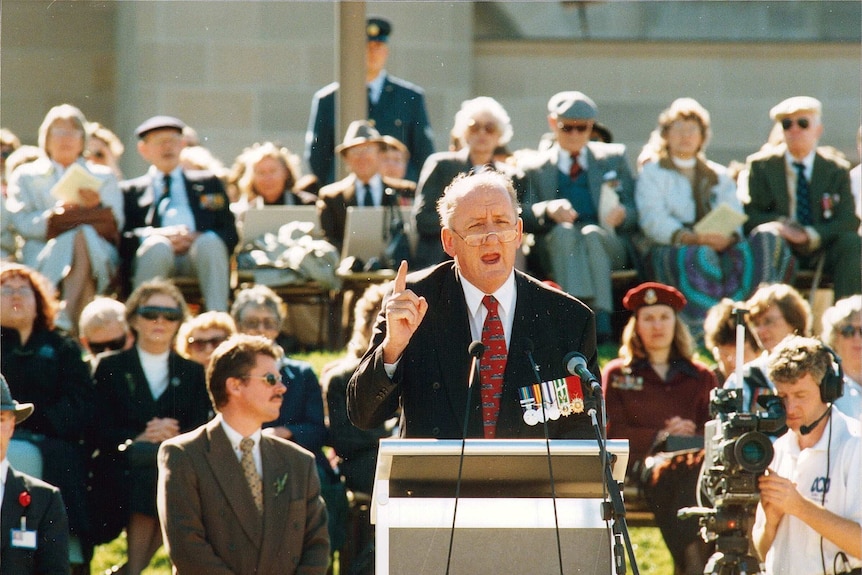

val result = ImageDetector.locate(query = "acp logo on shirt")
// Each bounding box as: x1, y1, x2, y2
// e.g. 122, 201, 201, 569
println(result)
810, 476, 831, 495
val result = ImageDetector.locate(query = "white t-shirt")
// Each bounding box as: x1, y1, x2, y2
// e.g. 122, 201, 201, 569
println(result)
753, 408, 862, 574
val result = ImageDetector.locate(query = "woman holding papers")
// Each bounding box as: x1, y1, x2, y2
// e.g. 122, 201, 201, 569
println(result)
634, 98, 792, 340
5, 104, 123, 332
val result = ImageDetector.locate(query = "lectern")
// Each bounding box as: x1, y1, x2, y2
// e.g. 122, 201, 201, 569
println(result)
372, 438, 629, 575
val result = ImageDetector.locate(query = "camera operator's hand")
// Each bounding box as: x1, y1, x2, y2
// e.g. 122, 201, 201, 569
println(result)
758, 469, 792, 520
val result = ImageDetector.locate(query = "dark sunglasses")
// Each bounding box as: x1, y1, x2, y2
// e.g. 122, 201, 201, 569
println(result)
556, 122, 590, 134
781, 117, 810, 130
839, 325, 862, 338
187, 335, 227, 351
243, 373, 283, 386
88, 334, 127, 355
137, 306, 183, 322
467, 121, 499, 135
90, 151, 106, 159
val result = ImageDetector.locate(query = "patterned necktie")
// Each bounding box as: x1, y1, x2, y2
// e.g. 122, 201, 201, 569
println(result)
157, 173, 173, 220
569, 152, 582, 180
480, 295, 508, 438
240, 437, 263, 514
793, 162, 812, 226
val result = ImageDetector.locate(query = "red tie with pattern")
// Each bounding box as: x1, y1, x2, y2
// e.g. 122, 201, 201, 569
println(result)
480, 295, 508, 438
569, 152, 582, 180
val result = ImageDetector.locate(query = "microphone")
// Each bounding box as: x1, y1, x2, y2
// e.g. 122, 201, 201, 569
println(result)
799, 405, 831, 435
563, 351, 602, 398
522, 338, 542, 382
469, 341, 486, 360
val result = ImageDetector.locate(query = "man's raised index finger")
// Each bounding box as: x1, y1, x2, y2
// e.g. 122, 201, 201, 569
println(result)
393, 260, 408, 293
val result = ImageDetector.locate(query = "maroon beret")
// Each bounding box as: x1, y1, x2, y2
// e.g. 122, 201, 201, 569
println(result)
623, 282, 686, 312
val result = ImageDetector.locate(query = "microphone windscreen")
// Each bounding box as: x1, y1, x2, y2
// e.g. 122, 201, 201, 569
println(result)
468, 341, 486, 358
522, 338, 535, 354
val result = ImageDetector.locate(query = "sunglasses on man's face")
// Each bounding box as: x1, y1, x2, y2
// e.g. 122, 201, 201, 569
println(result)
242, 373, 283, 386
88, 334, 127, 355
137, 306, 183, 322
839, 325, 862, 338
781, 117, 810, 131
556, 122, 591, 134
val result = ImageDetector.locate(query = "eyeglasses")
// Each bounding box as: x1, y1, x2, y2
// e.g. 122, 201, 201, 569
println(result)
839, 325, 862, 338
51, 128, 83, 138
187, 335, 228, 352
467, 121, 499, 135
137, 306, 183, 322
88, 334, 127, 355
239, 317, 281, 331
0, 285, 34, 297
450, 227, 518, 247
556, 122, 591, 134
90, 151, 106, 160
242, 373, 283, 386
781, 117, 811, 131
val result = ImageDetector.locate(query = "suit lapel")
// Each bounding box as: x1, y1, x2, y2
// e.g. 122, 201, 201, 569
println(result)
500, 274, 539, 435
583, 146, 603, 208
126, 349, 158, 412
257, 437, 292, 572
434, 269, 475, 433
1, 468, 28, 552
766, 155, 791, 216
203, 421, 263, 547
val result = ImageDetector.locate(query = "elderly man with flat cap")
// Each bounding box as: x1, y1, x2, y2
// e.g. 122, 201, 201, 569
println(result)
516, 91, 639, 343
120, 116, 237, 311
742, 96, 861, 298
317, 120, 415, 254
1, 374, 71, 575
305, 16, 434, 186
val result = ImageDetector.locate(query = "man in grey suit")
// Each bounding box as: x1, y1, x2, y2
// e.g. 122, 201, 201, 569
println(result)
517, 92, 639, 342
157, 335, 329, 575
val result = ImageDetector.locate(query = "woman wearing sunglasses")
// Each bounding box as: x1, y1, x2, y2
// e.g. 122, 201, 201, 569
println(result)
820, 295, 862, 420
176, 311, 236, 367
0, 262, 96, 570
92, 278, 212, 575
412, 96, 515, 269
635, 97, 793, 342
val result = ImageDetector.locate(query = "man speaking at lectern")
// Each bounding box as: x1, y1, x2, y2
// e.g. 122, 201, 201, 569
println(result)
348, 169, 598, 440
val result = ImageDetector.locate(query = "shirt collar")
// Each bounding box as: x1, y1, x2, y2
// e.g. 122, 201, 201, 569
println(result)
0, 458, 8, 486
557, 144, 589, 174
460, 270, 517, 320
784, 148, 816, 171
221, 417, 262, 450
367, 70, 387, 101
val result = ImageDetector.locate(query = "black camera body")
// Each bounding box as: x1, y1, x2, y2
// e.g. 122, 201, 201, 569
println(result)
701, 388, 786, 508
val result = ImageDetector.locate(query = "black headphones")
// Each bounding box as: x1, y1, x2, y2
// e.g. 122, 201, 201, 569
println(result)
819, 344, 844, 404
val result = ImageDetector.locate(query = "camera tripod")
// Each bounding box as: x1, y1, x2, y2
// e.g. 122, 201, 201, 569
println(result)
702, 533, 763, 575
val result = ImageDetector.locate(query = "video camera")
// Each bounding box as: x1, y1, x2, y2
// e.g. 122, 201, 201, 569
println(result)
700, 387, 786, 507
679, 387, 786, 575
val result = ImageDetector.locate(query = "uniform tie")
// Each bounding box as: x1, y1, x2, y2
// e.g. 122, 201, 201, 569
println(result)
358, 181, 374, 207
569, 152, 582, 180
480, 295, 508, 438
240, 437, 263, 514
793, 162, 812, 226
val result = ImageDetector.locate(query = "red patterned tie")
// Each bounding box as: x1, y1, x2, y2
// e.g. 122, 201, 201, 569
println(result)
480, 295, 508, 438
569, 152, 582, 180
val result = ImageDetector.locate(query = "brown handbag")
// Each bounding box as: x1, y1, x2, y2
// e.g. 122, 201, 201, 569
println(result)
46, 206, 120, 245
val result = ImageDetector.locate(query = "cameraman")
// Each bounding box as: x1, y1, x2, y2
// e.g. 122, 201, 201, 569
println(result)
753, 336, 861, 575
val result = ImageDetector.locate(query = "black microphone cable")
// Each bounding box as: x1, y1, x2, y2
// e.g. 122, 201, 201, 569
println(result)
444, 341, 485, 575
523, 338, 565, 575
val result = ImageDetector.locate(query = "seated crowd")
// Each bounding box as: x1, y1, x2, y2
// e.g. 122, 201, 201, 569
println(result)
0, 86, 860, 575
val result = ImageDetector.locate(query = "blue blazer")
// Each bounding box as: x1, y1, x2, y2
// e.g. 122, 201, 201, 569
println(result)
304, 75, 435, 185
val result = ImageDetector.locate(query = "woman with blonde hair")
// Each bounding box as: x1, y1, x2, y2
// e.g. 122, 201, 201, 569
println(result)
635, 98, 793, 339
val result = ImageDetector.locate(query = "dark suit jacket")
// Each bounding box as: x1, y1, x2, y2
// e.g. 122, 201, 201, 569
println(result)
347, 262, 598, 439
304, 76, 435, 185
743, 145, 858, 243
317, 173, 415, 252
119, 169, 238, 293
1, 467, 70, 575
157, 417, 330, 575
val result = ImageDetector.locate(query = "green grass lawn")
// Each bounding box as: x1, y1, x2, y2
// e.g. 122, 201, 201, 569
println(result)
91, 345, 681, 574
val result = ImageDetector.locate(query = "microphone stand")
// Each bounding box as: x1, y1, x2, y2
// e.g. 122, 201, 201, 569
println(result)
586, 392, 640, 575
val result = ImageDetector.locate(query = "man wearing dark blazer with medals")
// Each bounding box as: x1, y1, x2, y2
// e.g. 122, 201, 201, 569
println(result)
1, 375, 71, 575
120, 116, 238, 311
347, 169, 598, 440
317, 120, 415, 254
304, 17, 434, 185
157, 335, 330, 575
743, 96, 861, 299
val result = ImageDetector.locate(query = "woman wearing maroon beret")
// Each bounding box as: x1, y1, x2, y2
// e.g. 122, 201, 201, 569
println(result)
602, 281, 717, 575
